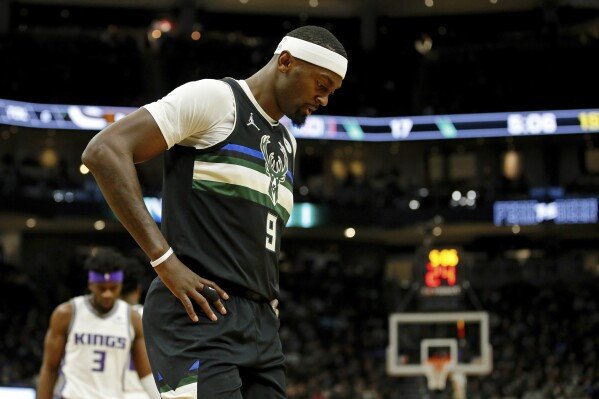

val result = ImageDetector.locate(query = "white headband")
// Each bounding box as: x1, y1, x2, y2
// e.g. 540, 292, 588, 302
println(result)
274, 36, 347, 79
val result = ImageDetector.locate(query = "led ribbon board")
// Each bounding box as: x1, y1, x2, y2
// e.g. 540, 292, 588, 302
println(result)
1, 98, 597, 142
494, 198, 599, 226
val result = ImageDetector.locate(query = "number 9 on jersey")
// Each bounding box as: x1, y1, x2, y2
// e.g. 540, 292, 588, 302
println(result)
266, 213, 277, 252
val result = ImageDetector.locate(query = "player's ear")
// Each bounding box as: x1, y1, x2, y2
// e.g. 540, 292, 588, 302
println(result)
277, 52, 293, 73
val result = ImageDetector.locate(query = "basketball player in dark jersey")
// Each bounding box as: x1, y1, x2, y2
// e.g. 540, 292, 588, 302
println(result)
82, 26, 347, 398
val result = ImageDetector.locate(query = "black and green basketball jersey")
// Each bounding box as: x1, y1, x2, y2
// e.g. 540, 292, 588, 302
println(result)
161, 78, 295, 300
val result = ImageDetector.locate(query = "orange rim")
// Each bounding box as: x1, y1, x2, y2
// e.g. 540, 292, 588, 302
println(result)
426, 355, 452, 372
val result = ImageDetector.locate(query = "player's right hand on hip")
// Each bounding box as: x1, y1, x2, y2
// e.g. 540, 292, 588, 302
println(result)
154, 256, 229, 322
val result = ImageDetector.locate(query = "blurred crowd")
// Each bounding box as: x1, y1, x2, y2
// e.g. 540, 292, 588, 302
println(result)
4, 133, 599, 220
1, 6, 597, 117
1, 246, 597, 399
0, 29, 143, 107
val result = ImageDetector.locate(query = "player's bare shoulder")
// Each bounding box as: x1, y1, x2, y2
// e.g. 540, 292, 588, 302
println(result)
50, 301, 74, 331
54, 300, 73, 316
129, 305, 144, 336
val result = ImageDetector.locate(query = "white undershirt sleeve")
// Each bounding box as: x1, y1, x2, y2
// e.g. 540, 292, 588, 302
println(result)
143, 79, 235, 149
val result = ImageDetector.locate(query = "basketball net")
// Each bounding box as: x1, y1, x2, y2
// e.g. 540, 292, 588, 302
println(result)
424, 355, 452, 390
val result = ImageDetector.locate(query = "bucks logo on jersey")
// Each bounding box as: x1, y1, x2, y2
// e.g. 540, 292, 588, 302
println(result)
192, 136, 294, 224
260, 135, 288, 206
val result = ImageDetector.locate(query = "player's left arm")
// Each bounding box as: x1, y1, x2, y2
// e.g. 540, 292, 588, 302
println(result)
130, 310, 161, 399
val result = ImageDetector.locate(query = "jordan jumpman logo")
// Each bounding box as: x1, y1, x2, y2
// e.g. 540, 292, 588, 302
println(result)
247, 113, 260, 131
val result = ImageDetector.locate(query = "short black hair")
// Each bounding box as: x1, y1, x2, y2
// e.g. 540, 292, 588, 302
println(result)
84, 247, 127, 274
286, 25, 347, 60
121, 256, 144, 295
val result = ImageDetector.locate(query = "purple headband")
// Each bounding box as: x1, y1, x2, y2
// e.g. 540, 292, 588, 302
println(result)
88, 270, 124, 283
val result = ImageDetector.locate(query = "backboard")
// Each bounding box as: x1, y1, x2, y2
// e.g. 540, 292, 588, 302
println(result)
386, 311, 492, 385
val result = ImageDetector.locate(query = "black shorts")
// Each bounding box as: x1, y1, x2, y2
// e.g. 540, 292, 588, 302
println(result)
143, 278, 286, 399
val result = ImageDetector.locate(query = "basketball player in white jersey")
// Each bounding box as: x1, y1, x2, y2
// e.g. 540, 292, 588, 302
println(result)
36, 248, 160, 399
121, 257, 151, 399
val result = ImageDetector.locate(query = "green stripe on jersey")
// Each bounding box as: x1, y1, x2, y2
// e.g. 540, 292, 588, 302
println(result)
193, 161, 293, 217
196, 154, 293, 191
193, 180, 290, 223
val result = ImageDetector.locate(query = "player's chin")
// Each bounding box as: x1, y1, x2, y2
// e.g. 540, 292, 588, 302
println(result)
289, 111, 307, 128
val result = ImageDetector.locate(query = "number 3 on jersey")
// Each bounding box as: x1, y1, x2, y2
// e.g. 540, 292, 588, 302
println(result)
92, 350, 106, 372
266, 213, 277, 252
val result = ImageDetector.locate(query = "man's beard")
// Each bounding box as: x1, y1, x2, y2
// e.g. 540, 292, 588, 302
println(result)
290, 109, 307, 128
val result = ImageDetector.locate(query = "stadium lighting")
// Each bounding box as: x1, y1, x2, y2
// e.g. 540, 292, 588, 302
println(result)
156, 19, 172, 33
53, 191, 64, 202
64, 192, 74, 203
39, 148, 58, 169
344, 227, 356, 238
94, 220, 106, 231
79, 164, 89, 175
451, 191, 462, 201
414, 34, 433, 55
25, 218, 37, 228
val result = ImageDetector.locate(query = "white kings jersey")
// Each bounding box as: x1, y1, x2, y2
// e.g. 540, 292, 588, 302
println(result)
59, 295, 134, 399
124, 304, 149, 399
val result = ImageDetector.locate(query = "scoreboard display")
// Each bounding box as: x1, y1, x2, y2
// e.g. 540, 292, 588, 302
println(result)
1, 97, 597, 142
424, 249, 459, 289
287, 109, 599, 141
419, 248, 463, 298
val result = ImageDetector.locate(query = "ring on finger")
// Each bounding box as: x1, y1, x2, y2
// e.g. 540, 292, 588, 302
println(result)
200, 285, 220, 301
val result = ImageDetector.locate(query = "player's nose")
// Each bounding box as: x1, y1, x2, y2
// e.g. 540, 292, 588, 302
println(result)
316, 95, 328, 107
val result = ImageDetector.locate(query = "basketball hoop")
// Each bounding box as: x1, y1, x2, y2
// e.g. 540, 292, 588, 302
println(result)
419, 338, 457, 391
387, 312, 493, 398
424, 355, 453, 390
